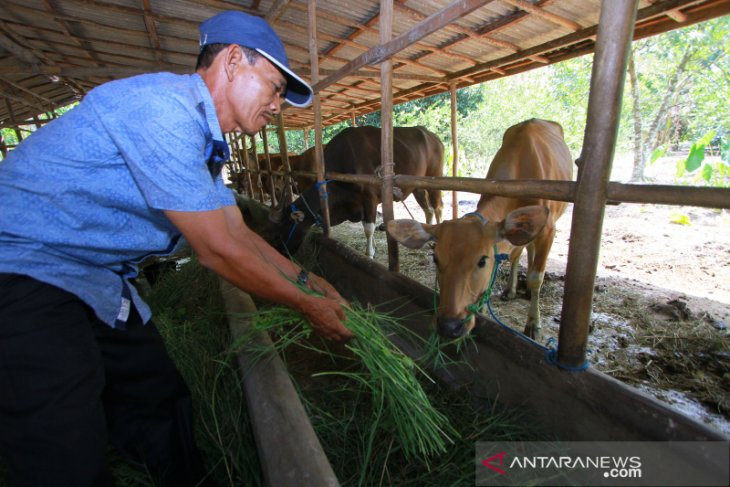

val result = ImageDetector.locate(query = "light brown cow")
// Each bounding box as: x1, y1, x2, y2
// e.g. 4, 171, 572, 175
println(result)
387, 119, 573, 339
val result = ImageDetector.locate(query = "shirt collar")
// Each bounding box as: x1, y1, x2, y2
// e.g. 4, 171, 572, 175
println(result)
193, 73, 226, 146
193, 73, 230, 174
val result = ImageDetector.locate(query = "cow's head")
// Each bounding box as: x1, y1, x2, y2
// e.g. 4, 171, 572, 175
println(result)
267, 183, 322, 256
386, 205, 549, 338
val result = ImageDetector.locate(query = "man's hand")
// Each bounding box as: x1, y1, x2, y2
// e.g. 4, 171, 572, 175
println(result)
307, 272, 349, 308
299, 295, 353, 342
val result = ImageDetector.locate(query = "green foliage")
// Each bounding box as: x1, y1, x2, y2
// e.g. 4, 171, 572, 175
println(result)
669, 213, 692, 226
676, 130, 730, 187
684, 130, 715, 172
650, 145, 667, 165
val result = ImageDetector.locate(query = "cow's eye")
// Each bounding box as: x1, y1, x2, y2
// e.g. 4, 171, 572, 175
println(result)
478, 255, 488, 268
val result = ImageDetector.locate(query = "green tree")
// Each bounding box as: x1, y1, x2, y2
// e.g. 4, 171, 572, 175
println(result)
626, 16, 730, 181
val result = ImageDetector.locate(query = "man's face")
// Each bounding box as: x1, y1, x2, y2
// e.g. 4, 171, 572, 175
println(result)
224, 53, 286, 135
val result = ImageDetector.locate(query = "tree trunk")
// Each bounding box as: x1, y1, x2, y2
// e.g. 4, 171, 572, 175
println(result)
628, 51, 646, 181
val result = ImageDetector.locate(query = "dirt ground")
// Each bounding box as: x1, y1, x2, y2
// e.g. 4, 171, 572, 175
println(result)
326, 154, 730, 436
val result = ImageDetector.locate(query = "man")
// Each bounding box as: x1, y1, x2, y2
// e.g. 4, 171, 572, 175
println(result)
0, 10, 352, 486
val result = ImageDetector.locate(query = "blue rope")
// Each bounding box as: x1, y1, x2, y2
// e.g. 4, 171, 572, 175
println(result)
316, 179, 332, 200
482, 259, 590, 372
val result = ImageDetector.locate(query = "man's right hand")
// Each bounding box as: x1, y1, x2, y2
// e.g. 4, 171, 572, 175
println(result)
299, 295, 353, 342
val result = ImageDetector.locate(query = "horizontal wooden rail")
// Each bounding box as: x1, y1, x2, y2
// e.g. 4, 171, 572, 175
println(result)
325, 172, 730, 210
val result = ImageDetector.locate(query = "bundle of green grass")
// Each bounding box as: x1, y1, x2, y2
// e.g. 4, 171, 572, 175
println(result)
239, 302, 459, 462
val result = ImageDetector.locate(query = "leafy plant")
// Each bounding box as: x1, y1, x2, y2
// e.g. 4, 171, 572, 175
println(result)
676, 130, 730, 187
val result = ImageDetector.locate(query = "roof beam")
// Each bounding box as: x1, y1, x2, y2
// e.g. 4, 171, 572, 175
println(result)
141, 0, 164, 63
501, 0, 581, 31
314, 0, 495, 92
266, 0, 292, 23
0, 25, 43, 67
0, 76, 55, 106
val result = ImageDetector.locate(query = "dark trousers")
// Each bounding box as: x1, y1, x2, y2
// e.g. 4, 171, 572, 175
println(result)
0, 274, 208, 487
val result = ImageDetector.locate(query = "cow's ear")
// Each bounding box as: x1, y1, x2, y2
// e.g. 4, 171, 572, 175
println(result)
497, 205, 549, 246
386, 219, 437, 249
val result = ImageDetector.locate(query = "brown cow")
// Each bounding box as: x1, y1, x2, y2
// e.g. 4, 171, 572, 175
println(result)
257, 148, 318, 200
290, 146, 317, 194
271, 126, 444, 258
387, 119, 573, 339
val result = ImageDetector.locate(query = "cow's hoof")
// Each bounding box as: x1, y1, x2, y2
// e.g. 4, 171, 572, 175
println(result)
523, 325, 541, 341
500, 289, 517, 301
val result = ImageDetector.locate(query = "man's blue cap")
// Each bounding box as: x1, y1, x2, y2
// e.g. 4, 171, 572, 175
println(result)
199, 11, 313, 107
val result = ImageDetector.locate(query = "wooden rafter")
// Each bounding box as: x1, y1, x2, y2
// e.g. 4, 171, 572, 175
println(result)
141, 0, 164, 63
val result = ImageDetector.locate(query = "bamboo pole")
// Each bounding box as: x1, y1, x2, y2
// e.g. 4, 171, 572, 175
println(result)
380, 0, 398, 271
558, 0, 639, 369
310, 0, 331, 237
450, 81, 459, 219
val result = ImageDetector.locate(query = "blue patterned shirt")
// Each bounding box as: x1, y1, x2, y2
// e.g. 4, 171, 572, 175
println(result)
0, 72, 235, 328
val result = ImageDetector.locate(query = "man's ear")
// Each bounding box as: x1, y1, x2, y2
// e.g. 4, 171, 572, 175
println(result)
224, 44, 242, 81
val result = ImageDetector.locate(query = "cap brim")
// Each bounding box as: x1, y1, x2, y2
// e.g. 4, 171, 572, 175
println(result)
256, 49, 313, 108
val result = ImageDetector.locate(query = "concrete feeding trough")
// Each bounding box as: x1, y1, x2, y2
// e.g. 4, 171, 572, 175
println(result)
227, 196, 727, 485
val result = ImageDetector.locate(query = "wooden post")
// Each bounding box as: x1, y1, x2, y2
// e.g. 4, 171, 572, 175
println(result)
309, 0, 331, 236
380, 0, 398, 271
242, 135, 255, 198
250, 133, 265, 203
450, 81, 459, 220
558, 0, 639, 368
275, 113, 294, 206
260, 129, 278, 206
5, 100, 23, 143
0, 132, 7, 158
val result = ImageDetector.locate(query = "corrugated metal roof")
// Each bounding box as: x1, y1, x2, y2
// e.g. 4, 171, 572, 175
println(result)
0, 0, 728, 132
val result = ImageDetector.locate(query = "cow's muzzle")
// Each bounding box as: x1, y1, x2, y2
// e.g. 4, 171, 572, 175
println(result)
436, 316, 471, 338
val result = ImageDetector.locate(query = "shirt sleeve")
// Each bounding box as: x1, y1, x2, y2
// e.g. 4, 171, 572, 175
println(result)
215, 173, 236, 206
93, 85, 224, 212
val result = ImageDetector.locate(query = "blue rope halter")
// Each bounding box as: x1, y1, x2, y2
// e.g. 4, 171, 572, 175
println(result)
283, 180, 332, 247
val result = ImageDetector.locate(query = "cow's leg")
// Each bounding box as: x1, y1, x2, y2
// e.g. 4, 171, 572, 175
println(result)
430, 188, 443, 223
523, 226, 556, 340
363, 221, 376, 258
363, 200, 378, 258
413, 189, 435, 224
502, 246, 524, 300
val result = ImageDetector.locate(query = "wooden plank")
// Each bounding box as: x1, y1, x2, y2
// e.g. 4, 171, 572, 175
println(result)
219, 279, 340, 487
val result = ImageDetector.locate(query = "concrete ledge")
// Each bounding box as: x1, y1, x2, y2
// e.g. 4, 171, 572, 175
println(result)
218, 278, 339, 487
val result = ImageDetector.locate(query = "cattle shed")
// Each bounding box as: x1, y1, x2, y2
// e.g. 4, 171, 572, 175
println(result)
2, 1, 730, 483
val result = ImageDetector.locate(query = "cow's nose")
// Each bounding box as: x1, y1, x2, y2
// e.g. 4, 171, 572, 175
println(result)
437, 317, 467, 338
